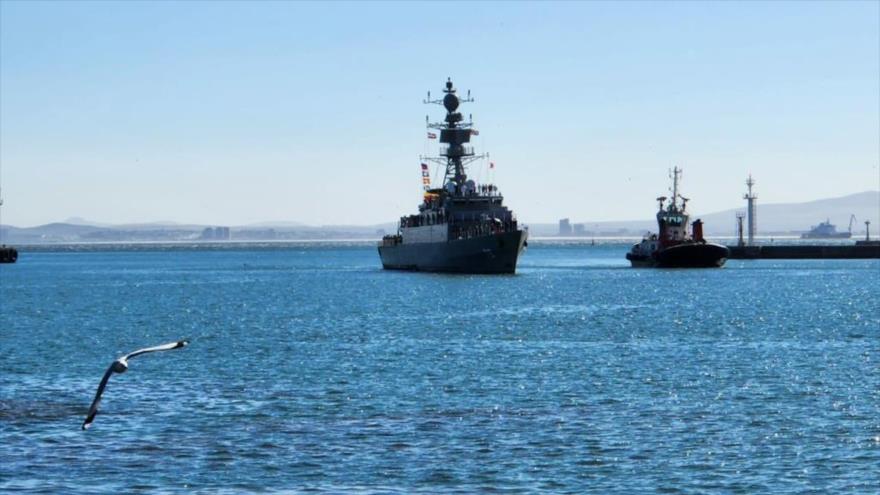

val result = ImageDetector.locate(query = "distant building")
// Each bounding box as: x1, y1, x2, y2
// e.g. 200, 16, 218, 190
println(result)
201, 226, 231, 240
214, 227, 230, 240
558, 218, 572, 236
573, 223, 585, 236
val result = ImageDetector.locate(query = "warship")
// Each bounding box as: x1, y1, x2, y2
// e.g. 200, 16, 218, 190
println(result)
626, 167, 728, 268
800, 216, 854, 239
378, 79, 527, 274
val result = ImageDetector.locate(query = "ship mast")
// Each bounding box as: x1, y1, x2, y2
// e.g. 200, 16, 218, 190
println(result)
669, 166, 682, 210
422, 78, 486, 195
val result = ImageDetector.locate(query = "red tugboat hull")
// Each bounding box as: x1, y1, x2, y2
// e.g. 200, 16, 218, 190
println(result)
652, 243, 728, 268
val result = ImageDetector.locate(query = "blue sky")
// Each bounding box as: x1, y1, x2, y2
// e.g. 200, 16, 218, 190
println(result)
1, 1, 878, 226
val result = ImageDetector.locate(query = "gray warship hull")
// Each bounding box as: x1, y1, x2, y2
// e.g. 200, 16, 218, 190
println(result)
379, 229, 527, 274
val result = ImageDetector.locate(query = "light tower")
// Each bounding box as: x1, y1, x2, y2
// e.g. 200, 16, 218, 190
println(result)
743, 175, 757, 245
735, 211, 746, 247
866, 220, 871, 241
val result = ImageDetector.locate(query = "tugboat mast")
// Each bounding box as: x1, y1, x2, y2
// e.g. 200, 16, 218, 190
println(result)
669, 166, 682, 210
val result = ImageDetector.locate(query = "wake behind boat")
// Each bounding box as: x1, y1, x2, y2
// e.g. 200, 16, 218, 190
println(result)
626, 167, 728, 268
378, 79, 527, 274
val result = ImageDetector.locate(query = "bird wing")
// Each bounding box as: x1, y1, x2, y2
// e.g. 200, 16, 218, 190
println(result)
124, 340, 188, 360
82, 363, 116, 430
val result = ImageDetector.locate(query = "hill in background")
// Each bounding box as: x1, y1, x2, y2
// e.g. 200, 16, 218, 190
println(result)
527, 191, 879, 237
1, 191, 877, 243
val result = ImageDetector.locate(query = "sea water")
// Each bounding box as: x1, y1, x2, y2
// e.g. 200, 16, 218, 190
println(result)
1, 242, 878, 493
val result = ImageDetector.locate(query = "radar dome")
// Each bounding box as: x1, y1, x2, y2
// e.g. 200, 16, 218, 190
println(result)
443, 93, 459, 112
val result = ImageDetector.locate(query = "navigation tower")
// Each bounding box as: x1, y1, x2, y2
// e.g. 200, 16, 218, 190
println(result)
744, 175, 757, 245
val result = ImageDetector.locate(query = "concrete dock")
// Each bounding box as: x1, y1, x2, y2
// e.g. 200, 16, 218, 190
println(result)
727, 244, 880, 259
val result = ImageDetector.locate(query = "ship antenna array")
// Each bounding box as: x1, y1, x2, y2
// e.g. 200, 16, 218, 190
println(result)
419, 152, 488, 168
422, 88, 473, 106
424, 82, 475, 130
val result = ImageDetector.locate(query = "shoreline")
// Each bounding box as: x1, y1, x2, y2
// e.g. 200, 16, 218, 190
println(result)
6, 235, 867, 253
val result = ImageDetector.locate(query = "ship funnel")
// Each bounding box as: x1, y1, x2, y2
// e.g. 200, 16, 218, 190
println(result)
692, 219, 704, 242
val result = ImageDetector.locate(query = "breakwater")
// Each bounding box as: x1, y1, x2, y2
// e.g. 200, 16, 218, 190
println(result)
727, 244, 880, 259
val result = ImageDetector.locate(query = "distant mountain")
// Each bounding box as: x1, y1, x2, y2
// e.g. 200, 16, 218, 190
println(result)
0, 219, 397, 244
63, 217, 112, 227
243, 221, 307, 228
692, 191, 879, 235
11, 222, 102, 237
527, 191, 880, 237
2, 191, 876, 243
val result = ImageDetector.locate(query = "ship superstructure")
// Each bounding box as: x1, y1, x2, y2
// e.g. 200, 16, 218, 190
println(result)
378, 79, 527, 273
626, 167, 728, 268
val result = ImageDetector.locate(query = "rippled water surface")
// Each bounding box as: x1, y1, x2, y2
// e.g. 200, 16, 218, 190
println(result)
1, 243, 878, 493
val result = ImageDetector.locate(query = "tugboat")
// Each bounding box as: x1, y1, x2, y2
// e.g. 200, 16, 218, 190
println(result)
378, 78, 527, 274
626, 167, 728, 268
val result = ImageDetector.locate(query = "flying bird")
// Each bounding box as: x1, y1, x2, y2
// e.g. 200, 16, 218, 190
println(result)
82, 340, 189, 430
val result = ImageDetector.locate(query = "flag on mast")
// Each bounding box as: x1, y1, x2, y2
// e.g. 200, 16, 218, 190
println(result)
420, 163, 431, 190
427, 132, 437, 139
489, 161, 495, 169
470, 129, 479, 136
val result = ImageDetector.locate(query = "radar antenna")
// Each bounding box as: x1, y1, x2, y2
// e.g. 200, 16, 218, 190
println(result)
421, 78, 486, 191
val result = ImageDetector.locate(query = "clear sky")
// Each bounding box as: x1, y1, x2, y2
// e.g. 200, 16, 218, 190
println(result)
1, 0, 878, 227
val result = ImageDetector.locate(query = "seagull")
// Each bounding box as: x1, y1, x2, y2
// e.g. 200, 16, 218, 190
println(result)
82, 340, 189, 430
